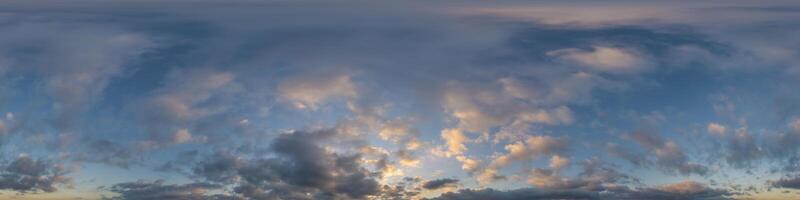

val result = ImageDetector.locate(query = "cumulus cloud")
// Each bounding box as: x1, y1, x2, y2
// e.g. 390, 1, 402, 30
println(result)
440, 128, 469, 157
455, 156, 483, 174
465, 135, 569, 185
490, 135, 568, 169
191, 129, 382, 199
192, 152, 244, 184
0, 156, 72, 193
442, 81, 577, 135
172, 128, 193, 144
707, 123, 727, 136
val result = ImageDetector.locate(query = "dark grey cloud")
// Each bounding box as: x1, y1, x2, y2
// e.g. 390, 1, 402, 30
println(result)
428, 180, 732, 200
770, 176, 800, 189
192, 152, 242, 184
0, 156, 71, 193
426, 188, 600, 200
422, 178, 459, 190
103, 180, 240, 200
613, 181, 733, 200
190, 129, 381, 200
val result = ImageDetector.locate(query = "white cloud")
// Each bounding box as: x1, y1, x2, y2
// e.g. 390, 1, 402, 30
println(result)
468, 135, 569, 185
456, 156, 483, 173
279, 73, 357, 110
549, 155, 570, 171
707, 122, 727, 136
491, 135, 567, 169
173, 128, 192, 144
476, 168, 503, 186
441, 128, 469, 157
548, 46, 644, 73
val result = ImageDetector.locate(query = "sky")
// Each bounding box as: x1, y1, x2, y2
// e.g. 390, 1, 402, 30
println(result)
0, 0, 799, 199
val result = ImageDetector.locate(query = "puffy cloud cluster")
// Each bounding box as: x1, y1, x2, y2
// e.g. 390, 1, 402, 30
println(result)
440, 128, 469, 157
0, 156, 72, 193
457, 135, 570, 185
190, 129, 382, 200
490, 136, 568, 169
442, 80, 577, 135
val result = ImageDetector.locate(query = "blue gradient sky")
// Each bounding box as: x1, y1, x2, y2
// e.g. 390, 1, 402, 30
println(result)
0, 1, 800, 199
